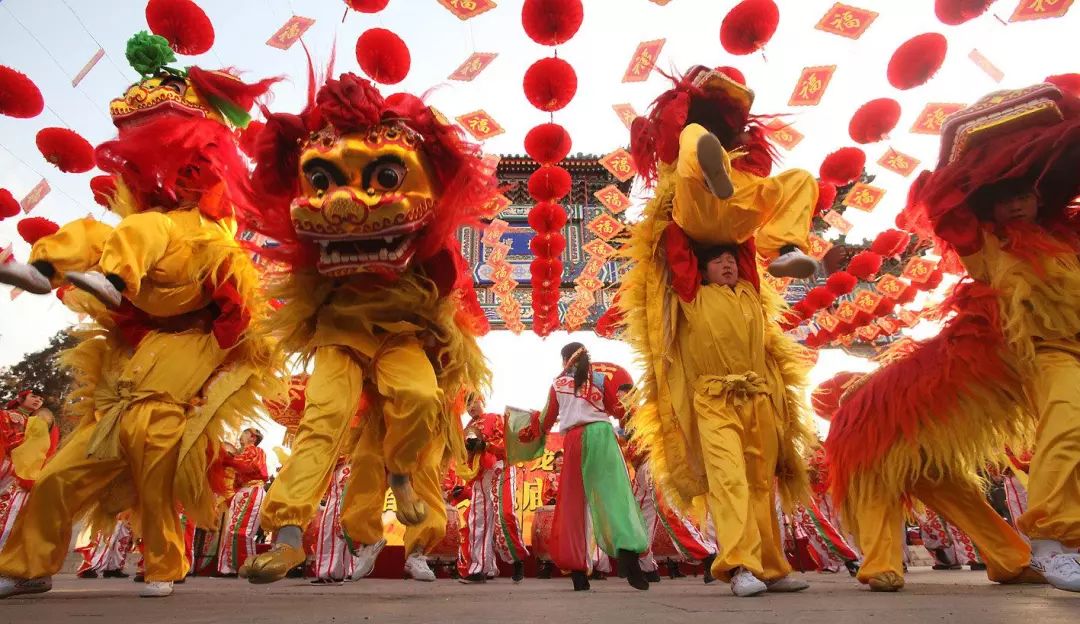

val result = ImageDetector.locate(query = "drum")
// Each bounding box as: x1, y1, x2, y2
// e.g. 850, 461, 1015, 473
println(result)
426, 505, 462, 562
531, 505, 556, 561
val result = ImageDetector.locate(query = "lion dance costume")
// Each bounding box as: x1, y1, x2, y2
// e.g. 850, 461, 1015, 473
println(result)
825, 83, 1080, 593
612, 65, 818, 595
0, 32, 278, 599
237, 71, 494, 583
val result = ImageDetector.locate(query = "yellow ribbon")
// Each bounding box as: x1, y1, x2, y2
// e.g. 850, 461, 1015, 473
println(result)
694, 372, 769, 407
85, 380, 155, 460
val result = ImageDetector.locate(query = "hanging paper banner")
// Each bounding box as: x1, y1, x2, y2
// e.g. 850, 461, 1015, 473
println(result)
763, 273, 792, 294
807, 233, 833, 259
877, 316, 900, 334
9, 287, 22, 301
911, 103, 966, 135
816, 311, 840, 333
875, 273, 907, 299
480, 193, 511, 219
491, 278, 518, 297
853, 289, 884, 314
815, 3, 878, 39
437, 0, 497, 20
482, 218, 510, 245
856, 324, 882, 342
1009, 0, 1073, 21
575, 275, 603, 292
835, 300, 859, 324
0, 244, 12, 264
449, 52, 498, 81
455, 110, 505, 140
877, 148, 921, 177
622, 39, 665, 83
586, 214, 624, 242
788, 65, 837, 107
480, 153, 502, 176
968, 49, 1004, 83
649, 0, 674, 5
902, 257, 938, 284
611, 103, 639, 130
266, 15, 315, 50
822, 210, 853, 233
842, 183, 886, 212
593, 184, 632, 214
72, 48, 105, 87
20, 179, 51, 214
598, 148, 636, 182
765, 119, 804, 150
897, 308, 921, 327
583, 238, 617, 259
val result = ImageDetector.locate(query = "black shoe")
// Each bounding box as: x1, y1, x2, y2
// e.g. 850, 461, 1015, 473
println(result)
78, 570, 98, 579
174, 577, 186, 584
537, 562, 552, 579
845, 560, 861, 577
969, 562, 987, 571
133, 574, 144, 583
703, 554, 716, 584
617, 549, 649, 591
589, 570, 607, 581
666, 561, 685, 579
645, 570, 662, 583
285, 566, 304, 579
512, 561, 525, 583
571, 571, 591, 591
458, 573, 486, 584
103, 569, 130, 579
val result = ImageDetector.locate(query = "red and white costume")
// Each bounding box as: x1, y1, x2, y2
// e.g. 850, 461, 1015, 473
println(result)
784, 499, 860, 573
216, 444, 268, 575
633, 460, 715, 573
312, 459, 360, 581
0, 404, 56, 550
916, 507, 982, 567
77, 520, 133, 576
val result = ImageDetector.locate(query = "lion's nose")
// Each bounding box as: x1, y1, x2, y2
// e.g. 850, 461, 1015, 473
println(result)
322, 194, 370, 226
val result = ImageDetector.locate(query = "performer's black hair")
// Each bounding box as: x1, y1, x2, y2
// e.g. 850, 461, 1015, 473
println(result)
560, 342, 591, 395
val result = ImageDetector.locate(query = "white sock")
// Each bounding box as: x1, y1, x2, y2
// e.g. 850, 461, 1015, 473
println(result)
1031, 539, 1065, 559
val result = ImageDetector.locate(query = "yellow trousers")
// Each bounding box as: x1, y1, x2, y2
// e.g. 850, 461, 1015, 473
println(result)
260, 340, 442, 531
851, 477, 1030, 584
339, 421, 447, 555
29, 218, 114, 289
694, 378, 790, 582
1019, 348, 1080, 547
0, 402, 187, 582
673, 123, 816, 257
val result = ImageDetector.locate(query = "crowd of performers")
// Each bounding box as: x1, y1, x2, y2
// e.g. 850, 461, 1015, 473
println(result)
0, 26, 1077, 601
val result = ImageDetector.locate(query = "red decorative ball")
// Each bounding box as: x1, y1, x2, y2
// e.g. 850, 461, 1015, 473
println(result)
887, 33, 948, 90
90, 175, 117, 207
524, 123, 572, 165
530, 257, 563, 284
720, 0, 780, 56
345, 0, 390, 12
36, 127, 95, 173
522, 0, 584, 46
934, 0, 993, 25
819, 147, 866, 186
529, 231, 567, 257
848, 98, 901, 144
0, 188, 19, 219
355, 28, 411, 85
1046, 73, 1080, 98
0, 66, 44, 119
804, 286, 837, 310
145, 0, 215, 55
523, 57, 577, 112
527, 166, 572, 202
17, 217, 59, 245
870, 229, 910, 257
527, 202, 568, 232
816, 181, 837, 216
826, 271, 857, 296
846, 251, 883, 280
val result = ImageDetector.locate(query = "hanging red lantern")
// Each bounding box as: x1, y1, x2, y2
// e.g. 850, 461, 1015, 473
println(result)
145, 0, 215, 55
720, 0, 780, 56
826, 271, 857, 296
36, 127, 95, 173
522, 0, 584, 46
870, 229, 910, 256
90, 175, 117, 207
1046, 73, 1080, 98
529, 231, 567, 257
848, 98, 901, 144
527, 202, 569, 232
819, 147, 866, 186
887, 33, 948, 90
846, 250, 883, 280
0, 189, 20, 220
17, 217, 59, 244
803, 286, 838, 310
0, 66, 44, 119
815, 181, 837, 216
345, 0, 390, 12
524, 123, 572, 165
934, 0, 994, 25
527, 166, 572, 202
523, 57, 577, 112
355, 28, 411, 85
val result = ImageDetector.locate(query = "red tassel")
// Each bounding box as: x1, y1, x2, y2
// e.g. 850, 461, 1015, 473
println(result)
870, 229, 909, 257
826, 271, 857, 296
816, 181, 837, 216
145, 0, 215, 55
17, 217, 59, 244
0, 188, 19, 220
846, 251, 883, 280
848, 98, 902, 144
36, 127, 95, 173
0, 65, 44, 119
720, 0, 780, 56
523, 57, 577, 112
819, 147, 866, 186
524, 123, 572, 165
521, 0, 584, 46
355, 29, 411, 85
887, 33, 948, 90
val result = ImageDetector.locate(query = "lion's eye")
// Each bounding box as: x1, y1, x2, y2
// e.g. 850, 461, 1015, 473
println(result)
372, 162, 405, 191
303, 159, 346, 192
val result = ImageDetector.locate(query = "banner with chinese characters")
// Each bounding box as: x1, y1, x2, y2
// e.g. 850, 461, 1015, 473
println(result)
1009, 0, 1073, 21
822, 210, 852, 233
765, 119, 804, 150
622, 39, 665, 83
814, 3, 878, 39
266, 15, 315, 50
911, 103, 966, 135
877, 148, 921, 177
788, 65, 837, 107
599, 148, 636, 182
449, 52, 498, 81
455, 110, 505, 140
611, 103, 639, 130
20, 179, 50, 214
594, 184, 632, 214
437, 0, 497, 20
842, 182, 886, 212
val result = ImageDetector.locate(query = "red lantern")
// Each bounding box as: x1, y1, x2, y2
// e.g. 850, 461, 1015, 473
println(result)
826, 271, 857, 296
0, 66, 44, 119
145, 0, 215, 55
0, 189, 19, 220
804, 286, 838, 310
355, 28, 411, 85
530, 257, 563, 285
819, 147, 866, 186
816, 181, 837, 216
528, 166, 572, 202
523, 57, 577, 112
36, 127, 95, 173
522, 0, 584, 46
720, 0, 780, 56
90, 175, 117, 208
870, 229, 910, 256
887, 33, 948, 90
527, 202, 569, 232
1046, 73, 1080, 98
934, 0, 994, 25
524, 123, 572, 165
529, 232, 567, 257
17, 217, 59, 244
846, 251, 883, 280
345, 0, 390, 12
848, 98, 901, 144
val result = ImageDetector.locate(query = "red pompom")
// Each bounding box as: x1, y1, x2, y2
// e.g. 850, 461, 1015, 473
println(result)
238, 120, 264, 158
870, 229, 909, 256
826, 271, 857, 296
846, 251, 883, 280
530, 257, 563, 286
527, 202, 569, 232
924, 269, 944, 289
0, 66, 44, 119
35, 128, 95, 173
528, 166, 572, 202
1046, 73, 1080, 98
146, 0, 215, 55
355, 29, 411, 85
874, 297, 897, 316
816, 181, 837, 216
17, 217, 59, 244
792, 299, 816, 318
529, 231, 567, 257
897, 285, 918, 303
819, 147, 866, 186
848, 98, 901, 144
717, 66, 746, 85
90, 175, 117, 207
0, 189, 19, 220
934, 0, 993, 25
521, 0, 584, 46
887, 33, 948, 90
524, 123, 572, 165
804, 286, 837, 310
523, 57, 577, 112
720, 0, 780, 56
345, 0, 389, 12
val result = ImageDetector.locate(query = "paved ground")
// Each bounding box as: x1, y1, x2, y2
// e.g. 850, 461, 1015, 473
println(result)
1, 568, 1077, 624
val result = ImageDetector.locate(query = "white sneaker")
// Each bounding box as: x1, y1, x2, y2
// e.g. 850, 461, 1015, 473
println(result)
404, 553, 436, 582
0, 576, 52, 599
730, 568, 767, 597
766, 575, 810, 592
65, 271, 122, 308
767, 250, 819, 279
350, 538, 387, 581
0, 262, 52, 294
139, 581, 173, 598
1032, 553, 1080, 592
